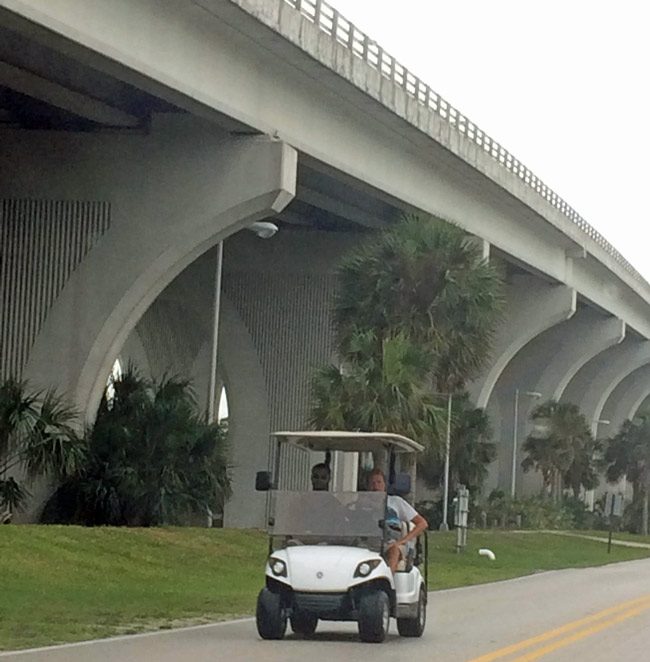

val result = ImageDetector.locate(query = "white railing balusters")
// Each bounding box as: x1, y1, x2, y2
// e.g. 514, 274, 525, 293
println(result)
279, 0, 642, 282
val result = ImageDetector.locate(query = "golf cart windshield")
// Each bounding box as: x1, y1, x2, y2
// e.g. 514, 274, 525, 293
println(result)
271, 490, 386, 540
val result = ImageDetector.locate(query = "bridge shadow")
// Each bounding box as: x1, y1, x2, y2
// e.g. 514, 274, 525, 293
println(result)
285, 631, 401, 644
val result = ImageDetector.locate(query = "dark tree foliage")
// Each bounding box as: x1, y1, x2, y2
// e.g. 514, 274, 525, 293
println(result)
310, 215, 503, 493
334, 214, 504, 392
522, 400, 597, 500
604, 415, 650, 534
0, 378, 82, 514
42, 367, 230, 526
418, 393, 496, 495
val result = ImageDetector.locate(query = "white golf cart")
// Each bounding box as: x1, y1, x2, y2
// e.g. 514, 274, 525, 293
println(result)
254, 431, 428, 643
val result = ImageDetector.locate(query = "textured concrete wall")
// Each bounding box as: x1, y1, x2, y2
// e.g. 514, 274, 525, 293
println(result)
0, 117, 296, 417
0, 199, 110, 380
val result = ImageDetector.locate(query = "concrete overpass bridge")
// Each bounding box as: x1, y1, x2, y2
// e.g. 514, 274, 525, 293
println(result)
1, 0, 648, 525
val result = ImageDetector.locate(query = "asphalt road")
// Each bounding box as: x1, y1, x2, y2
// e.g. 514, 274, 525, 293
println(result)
4, 558, 650, 661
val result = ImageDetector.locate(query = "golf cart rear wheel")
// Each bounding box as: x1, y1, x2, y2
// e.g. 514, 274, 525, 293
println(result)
357, 589, 390, 643
396, 587, 426, 637
290, 610, 318, 636
256, 588, 287, 640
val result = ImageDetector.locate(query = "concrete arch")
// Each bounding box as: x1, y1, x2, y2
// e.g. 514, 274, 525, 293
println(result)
600, 364, 650, 436
21, 126, 296, 420
484, 307, 623, 495
546, 316, 626, 401
119, 327, 151, 379
121, 253, 272, 527
562, 339, 650, 436
468, 276, 576, 409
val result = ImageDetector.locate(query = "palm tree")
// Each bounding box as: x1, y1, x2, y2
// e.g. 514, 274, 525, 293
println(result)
310, 215, 503, 500
522, 400, 595, 502
334, 214, 504, 392
605, 415, 650, 534
310, 330, 442, 448
43, 367, 231, 526
0, 378, 82, 516
418, 392, 496, 496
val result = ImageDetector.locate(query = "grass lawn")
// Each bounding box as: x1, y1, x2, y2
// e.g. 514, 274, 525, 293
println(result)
427, 530, 650, 590
0, 526, 267, 651
576, 529, 650, 545
2, 526, 650, 651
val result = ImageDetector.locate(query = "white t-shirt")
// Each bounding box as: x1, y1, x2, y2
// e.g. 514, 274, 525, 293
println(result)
385, 495, 418, 541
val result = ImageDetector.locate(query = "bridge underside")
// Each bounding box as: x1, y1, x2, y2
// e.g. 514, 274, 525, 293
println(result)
2, 1, 650, 524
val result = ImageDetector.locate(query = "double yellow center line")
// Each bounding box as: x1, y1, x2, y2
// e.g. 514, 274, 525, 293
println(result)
468, 594, 650, 661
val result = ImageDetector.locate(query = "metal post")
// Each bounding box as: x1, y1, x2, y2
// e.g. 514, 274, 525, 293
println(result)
511, 388, 519, 498
207, 241, 223, 424
440, 393, 453, 531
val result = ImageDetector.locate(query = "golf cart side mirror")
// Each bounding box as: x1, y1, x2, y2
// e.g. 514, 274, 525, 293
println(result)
255, 471, 272, 491
388, 473, 411, 497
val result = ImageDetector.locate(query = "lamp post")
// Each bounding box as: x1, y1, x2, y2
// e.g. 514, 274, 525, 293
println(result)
439, 392, 453, 531
207, 222, 278, 424
585, 418, 610, 509
511, 389, 542, 498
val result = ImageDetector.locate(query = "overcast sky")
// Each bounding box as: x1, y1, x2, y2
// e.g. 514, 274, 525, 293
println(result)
330, 0, 649, 280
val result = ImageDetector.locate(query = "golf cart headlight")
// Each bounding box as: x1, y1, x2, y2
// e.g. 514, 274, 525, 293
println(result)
354, 559, 381, 578
269, 558, 287, 577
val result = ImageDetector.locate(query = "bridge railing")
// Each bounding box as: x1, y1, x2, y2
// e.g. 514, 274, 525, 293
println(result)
283, 0, 643, 284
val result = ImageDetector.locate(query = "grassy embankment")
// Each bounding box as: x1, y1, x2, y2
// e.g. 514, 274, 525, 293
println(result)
2, 526, 650, 651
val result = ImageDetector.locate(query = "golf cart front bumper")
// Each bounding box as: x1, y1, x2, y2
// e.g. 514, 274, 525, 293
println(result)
267, 576, 395, 621
293, 592, 351, 619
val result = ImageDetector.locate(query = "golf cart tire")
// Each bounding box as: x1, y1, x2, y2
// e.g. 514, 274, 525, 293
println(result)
256, 588, 287, 640
357, 589, 390, 643
290, 610, 318, 636
396, 587, 426, 638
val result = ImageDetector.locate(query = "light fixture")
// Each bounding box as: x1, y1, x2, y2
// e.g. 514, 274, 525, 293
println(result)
247, 221, 278, 239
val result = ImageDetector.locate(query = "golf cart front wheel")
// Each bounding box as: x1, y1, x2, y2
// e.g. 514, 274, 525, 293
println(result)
256, 588, 287, 640
396, 587, 427, 637
290, 610, 318, 636
357, 589, 390, 643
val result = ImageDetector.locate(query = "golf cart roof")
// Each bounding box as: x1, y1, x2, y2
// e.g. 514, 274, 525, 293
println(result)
271, 430, 424, 453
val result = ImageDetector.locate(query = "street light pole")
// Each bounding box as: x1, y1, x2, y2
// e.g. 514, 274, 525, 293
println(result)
206, 222, 278, 424
207, 240, 224, 425
440, 392, 453, 531
511, 388, 520, 499
511, 389, 542, 498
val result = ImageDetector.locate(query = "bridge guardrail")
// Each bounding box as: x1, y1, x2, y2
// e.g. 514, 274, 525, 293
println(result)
283, 0, 643, 284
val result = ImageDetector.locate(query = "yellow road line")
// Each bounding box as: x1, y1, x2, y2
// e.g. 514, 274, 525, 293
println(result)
467, 594, 650, 662
511, 600, 650, 661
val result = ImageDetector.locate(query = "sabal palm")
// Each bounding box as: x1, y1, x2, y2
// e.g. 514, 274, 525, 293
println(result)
605, 415, 650, 533
418, 392, 496, 494
55, 367, 231, 526
0, 378, 82, 512
334, 214, 504, 392
522, 400, 594, 499
311, 330, 443, 448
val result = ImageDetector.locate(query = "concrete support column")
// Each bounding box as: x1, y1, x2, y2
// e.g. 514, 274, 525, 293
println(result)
562, 340, 650, 437
14, 119, 297, 418
600, 364, 650, 436
467, 276, 575, 494
468, 276, 576, 409
487, 310, 623, 495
